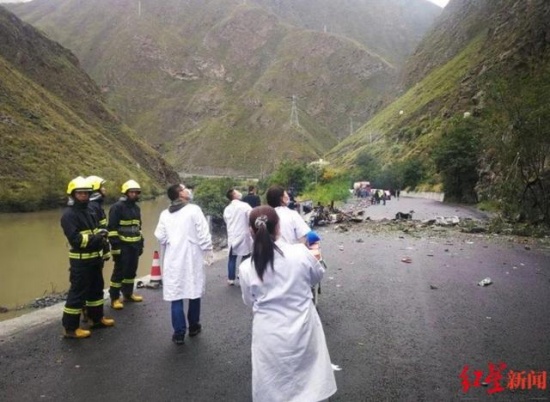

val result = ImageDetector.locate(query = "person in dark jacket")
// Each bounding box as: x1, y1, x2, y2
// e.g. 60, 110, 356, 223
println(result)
82, 175, 111, 323
60, 176, 115, 339
108, 180, 144, 309
242, 185, 261, 208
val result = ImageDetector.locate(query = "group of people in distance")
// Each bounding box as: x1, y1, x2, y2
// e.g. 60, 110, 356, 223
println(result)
61, 178, 336, 401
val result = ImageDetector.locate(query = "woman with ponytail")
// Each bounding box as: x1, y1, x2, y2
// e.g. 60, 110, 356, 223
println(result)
239, 206, 337, 402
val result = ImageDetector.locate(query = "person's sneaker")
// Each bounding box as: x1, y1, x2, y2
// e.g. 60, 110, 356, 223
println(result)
124, 294, 143, 302
172, 333, 185, 345
227, 280, 235, 286
189, 324, 202, 337
64, 328, 91, 339
91, 317, 115, 329
111, 298, 124, 310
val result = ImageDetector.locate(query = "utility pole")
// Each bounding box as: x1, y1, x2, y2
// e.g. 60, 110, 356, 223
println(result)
290, 95, 300, 128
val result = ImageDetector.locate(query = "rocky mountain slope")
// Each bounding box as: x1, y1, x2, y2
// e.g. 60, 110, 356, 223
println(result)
8, 0, 440, 175
0, 7, 179, 211
328, 0, 550, 221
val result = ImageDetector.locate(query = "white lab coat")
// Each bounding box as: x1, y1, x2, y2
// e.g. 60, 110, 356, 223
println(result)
275, 206, 311, 244
154, 204, 212, 301
239, 241, 337, 402
223, 199, 253, 256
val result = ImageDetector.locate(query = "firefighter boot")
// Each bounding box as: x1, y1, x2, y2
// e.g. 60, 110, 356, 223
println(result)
91, 316, 115, 329
64, 328, 91, 339
124, 294, 143, 302
111, 298, 124, 310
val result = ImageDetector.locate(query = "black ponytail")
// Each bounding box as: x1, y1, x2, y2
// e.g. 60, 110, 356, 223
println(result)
249, 206, 283, 281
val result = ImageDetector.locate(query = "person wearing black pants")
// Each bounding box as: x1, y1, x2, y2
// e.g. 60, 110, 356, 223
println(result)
61, 176, 115, 339
108, 180, 144, 309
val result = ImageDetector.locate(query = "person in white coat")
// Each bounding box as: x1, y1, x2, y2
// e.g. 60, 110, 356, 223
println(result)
154, 184, 213, 345
223, 188, 253, 285
266, 185, 310, 244
239, 206, 337, 402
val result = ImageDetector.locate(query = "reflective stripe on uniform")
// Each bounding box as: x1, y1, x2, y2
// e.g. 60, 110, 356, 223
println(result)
63, 307, 82, 315
110, 282, 122, 288
111, 249, 121, 255
69, 251, 102, 259
119, 235, 142, 242
86, 299, 104, 307
99, 218, 107, 226
122, 279, 135, 284
80, 233, 89, 248
119, 219, 141, 226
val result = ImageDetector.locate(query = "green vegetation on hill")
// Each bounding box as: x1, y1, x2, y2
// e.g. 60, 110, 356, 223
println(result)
328, 0, 550, 224
8, 0, 440, 176
0, 7, 179, 211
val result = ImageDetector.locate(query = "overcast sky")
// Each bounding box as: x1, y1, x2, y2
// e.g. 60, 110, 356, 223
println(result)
1, 0, 450, 5
428, 0, 449, 7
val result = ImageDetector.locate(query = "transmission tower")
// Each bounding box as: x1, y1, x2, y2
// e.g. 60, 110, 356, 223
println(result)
290, 95, 300, 128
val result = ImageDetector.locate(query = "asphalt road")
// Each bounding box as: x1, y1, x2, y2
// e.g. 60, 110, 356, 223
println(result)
1, 199, 549, 402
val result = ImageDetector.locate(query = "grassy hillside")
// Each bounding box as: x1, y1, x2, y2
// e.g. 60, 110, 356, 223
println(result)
328, 0, 550, 223
0, 7, 179, 211
8, 0, 439, 176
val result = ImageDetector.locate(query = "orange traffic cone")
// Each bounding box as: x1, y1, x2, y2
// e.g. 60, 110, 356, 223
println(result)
148, 250, 162, 289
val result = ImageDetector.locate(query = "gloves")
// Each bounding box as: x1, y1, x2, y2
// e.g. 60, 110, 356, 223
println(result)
204, 250, 214, 266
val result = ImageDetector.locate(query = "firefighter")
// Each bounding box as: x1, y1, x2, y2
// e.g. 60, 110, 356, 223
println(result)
61, 176, 115, 339
81, 176, 111, 323
108, 179, 144, 309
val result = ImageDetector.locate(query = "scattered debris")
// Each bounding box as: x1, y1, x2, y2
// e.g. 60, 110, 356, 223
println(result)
356, 238, 364, 243
429, 285, 438, 290
0, 306, 8, 314
436, 216, 460, 226
401, 257, 412, 263
478, 277, 493, 287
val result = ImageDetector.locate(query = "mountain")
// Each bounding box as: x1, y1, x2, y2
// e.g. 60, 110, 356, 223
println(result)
8, 0, 440, 176
328, 0, 550, 221
0, 6, 179, 211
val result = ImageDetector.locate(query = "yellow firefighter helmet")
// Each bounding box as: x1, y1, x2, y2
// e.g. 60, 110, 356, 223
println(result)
121, 180, 141, 194
66, 176, 93, 195
86, 175, 106, 192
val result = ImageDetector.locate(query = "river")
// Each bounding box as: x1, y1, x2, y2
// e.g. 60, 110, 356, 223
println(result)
0, 198, 171, 312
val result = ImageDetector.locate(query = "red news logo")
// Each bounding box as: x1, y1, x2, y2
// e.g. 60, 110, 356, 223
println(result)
460, 362, 547, 395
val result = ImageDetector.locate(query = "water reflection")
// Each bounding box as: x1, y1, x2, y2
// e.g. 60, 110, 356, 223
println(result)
0, 197, 170, 310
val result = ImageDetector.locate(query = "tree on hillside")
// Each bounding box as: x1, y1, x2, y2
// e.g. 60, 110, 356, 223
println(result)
433, 119, 481, 203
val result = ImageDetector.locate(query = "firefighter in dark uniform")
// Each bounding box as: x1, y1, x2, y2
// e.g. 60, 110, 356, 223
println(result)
108, 180, 144, 309
61, 176, 115, 338
82, 176, 111, 323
